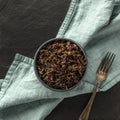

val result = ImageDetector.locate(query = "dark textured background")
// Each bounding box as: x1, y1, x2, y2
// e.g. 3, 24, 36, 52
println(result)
0, 0, 120, 120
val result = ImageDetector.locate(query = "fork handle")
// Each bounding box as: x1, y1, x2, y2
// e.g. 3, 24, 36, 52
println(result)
79, 82, 100, 120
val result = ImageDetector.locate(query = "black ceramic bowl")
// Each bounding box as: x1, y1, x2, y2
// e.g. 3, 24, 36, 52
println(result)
34, 38, 87, 92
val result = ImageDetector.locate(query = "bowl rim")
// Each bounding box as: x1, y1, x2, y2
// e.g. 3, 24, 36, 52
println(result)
34, 37, 88, 92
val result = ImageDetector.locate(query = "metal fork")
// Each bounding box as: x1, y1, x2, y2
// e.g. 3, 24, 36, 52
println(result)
79, 51, 116, 120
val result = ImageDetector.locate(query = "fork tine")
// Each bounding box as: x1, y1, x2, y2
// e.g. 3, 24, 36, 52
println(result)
102, 52, 112, 72
105, 53, 116, 72
102, 52, 111, 72
97, 52, 110, 73
102, 52, 115, 72
97, 52, 115, 73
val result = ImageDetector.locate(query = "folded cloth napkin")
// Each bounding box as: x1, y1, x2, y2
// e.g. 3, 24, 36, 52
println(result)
1, 0, 120, 119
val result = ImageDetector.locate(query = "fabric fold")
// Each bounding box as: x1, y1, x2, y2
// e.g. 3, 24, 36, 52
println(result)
57, 0, 115, 47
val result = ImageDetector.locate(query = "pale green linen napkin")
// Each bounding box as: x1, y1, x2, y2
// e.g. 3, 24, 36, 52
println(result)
0, 0, 120, 120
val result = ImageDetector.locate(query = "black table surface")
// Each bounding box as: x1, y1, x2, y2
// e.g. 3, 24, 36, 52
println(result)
0, 0, 120, 120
